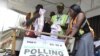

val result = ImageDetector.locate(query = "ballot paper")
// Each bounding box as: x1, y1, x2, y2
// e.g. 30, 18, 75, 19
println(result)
50, 23, 62, 38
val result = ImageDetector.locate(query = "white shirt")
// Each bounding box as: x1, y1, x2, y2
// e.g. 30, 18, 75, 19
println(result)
33, 9, 46, 34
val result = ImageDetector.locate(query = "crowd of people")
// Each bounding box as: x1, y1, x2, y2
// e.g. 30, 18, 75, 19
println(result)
16, 3, 95, 56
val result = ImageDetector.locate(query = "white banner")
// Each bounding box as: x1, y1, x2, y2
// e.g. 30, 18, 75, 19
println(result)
19, 37, 69, 56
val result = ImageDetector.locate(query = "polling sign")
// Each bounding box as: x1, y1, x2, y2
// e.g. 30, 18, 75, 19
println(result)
19, 37, 69, 56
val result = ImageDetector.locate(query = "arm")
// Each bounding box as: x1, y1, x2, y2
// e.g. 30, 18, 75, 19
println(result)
69, 13, 85, 37
26, 13, 40, 26
26, 18, 34, 26
66, 17, 71, 35
66, 25, 71, 35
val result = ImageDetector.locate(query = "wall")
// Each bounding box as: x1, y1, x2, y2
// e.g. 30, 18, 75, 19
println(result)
86, 7, 100, 18
8, 0, 78, 18
0, 0, 26, 31
77, 0, 100, 18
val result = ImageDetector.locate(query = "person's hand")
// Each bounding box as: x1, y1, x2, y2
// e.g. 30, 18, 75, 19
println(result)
64, 35, 72, 45
34, 31, 40, 36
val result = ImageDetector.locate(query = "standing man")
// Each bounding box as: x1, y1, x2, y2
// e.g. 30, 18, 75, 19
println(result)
51, 3, 69, 36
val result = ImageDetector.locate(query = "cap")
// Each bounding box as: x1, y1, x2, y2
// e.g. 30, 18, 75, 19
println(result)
57, 3, 64, 7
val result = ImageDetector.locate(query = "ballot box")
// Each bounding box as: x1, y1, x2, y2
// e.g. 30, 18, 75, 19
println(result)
19, 36, 69, 56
